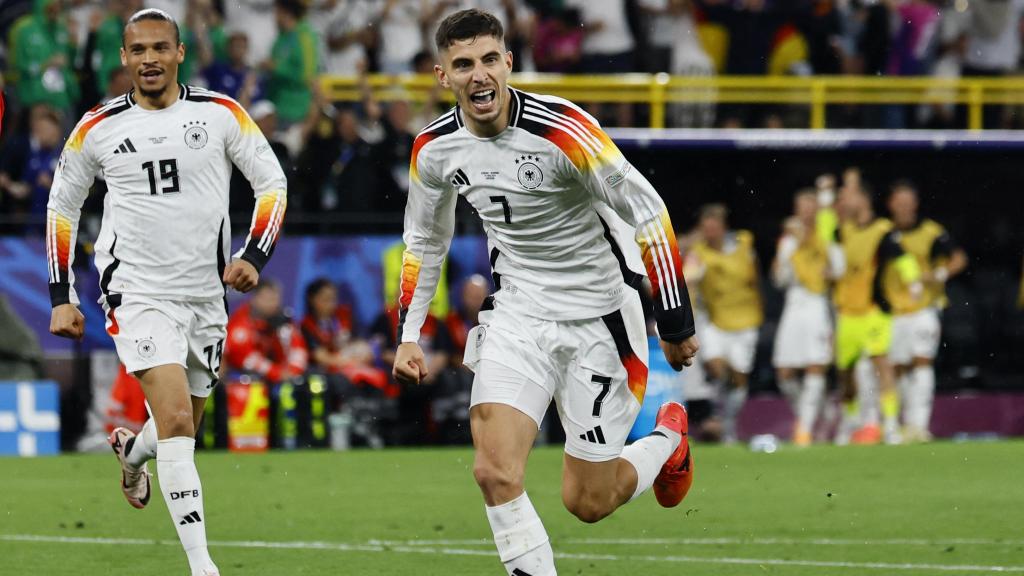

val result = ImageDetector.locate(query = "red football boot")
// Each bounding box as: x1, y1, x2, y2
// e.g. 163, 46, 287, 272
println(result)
652, 402, 694, 508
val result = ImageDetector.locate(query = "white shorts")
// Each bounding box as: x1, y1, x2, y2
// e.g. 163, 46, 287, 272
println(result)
700, 322, 758, 374
889, 308, 941, 365
772, 294, 833, 368
466, 291, 648, 462
102, 295, 227, 398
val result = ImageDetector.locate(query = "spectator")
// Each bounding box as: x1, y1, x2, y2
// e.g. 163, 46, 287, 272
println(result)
369, 304, 453, 444
223, 0, 276, 66
225, 279, 309, 386
203, 30, 262, 106
565, 0, 636, 125
662, 0, 715, 127
9, 0, 79, 115
0, 104, 62, 233
407, 50, 447, 131
374, 0, 435, 74
882, 0, 941, 128
532, 7, 584, 73
93, 0, 142, 97
638, 0, 678, 73
106, 365, 147, 434
445, 274, 489, 367
264, 0, 319, 127
299, 277, 390, 390
962, 0, 1024, 127
101, 66, 132, 103
373, 99, 416, 214
311, 0, 376, 77
301, 105, 380, 220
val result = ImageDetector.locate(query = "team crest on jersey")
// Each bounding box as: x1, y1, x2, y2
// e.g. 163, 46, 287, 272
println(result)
514, 155, 543, 190
183, 121, 209, 149
137, 338, 156, 359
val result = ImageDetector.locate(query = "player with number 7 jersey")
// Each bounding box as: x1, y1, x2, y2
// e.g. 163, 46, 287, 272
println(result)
45, 9, 285, 576
394, 9, 700, 576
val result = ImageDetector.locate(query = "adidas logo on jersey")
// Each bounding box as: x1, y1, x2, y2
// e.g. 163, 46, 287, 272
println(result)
451, 168, 470, 187
179, 510, 202, 525
579, 425, 607, 445
113, 138, 137, 154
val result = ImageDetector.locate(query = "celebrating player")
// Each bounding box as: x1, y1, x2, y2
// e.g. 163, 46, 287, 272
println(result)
46, 9, 287, 576
771, 189, 844, 445
831, 179, 920, 445
687, 204, 763, 444
886, 181, 967, 442
393, 9, 699, 575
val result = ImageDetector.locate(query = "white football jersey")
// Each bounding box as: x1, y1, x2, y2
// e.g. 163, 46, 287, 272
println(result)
399, 88, 694, 343
46, 85, 287, 309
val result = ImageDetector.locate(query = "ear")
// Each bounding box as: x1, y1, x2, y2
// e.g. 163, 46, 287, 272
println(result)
434, 64, 449, 89
177, 42, 185, 64
505, 50, 513, 72
120, 47, 127, 67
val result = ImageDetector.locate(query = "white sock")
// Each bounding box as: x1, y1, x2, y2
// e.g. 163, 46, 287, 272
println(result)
126, 419, 158, 468
157, 437, 218, 576
911, 366, 935, 432
777, 377, 801, 410
722, 387, 747, 441
485, 492, 556, 576
797, 373, 825, 433
620, 425, 681, 501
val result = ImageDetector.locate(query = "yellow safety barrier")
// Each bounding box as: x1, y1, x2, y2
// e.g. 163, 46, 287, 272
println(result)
320, 74, 1024, 131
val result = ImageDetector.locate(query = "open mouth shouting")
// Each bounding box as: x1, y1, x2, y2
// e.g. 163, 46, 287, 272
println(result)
469, 88, 497, 113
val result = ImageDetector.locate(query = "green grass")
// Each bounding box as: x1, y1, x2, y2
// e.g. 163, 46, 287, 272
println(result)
1, 441, 1023, 575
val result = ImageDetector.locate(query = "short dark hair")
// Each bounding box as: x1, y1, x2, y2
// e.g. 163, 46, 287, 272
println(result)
699, 203, 729, 222
304, 278, 335, 315
275, 0, 307, 20
123, 8, 180, 47
434, 9, 504, 52
889, 179, 919, 197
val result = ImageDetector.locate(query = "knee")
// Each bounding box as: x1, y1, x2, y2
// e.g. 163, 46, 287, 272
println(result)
562, 490, 614, 524
473, 459, 524, 502
159, 409, 194, 438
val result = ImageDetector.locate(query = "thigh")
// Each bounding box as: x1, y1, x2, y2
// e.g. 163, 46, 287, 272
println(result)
865, 310, 893, 359
909, 308, 941, 360
700, 321, 726, 363
185, 300, 229, 398
835, 314, 864, 371
889, 314, 914, 366
558, 295, 647, 464
106, 296, 189, 374
726, 329, 758, 375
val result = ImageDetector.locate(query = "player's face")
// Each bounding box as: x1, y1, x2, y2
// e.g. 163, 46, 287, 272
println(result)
121, 20, 184, 98
436, 35, 513, 136
794, 193, 818, 221
888, 188, 918, 228
700, 216, 726, 245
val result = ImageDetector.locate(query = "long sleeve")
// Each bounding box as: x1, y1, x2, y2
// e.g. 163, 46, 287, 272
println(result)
397, 137, 456, 344
224, 98, 288, 272
46, 116, 100, 307
571, 117, 695, 342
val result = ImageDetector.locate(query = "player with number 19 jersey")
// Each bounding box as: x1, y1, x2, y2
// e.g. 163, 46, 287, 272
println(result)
46, 84, 286, 309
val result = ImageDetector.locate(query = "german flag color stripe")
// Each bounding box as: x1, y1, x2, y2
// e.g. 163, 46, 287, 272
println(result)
399, 250, 422, 309
46, 210, 72, 283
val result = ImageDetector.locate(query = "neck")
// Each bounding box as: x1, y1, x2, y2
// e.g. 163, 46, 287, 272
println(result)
464, 90, 510, 138
857, 210, 874, 227
136, 82, 180, 110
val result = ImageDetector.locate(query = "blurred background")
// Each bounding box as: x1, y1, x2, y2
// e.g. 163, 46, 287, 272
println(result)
1, 0, 1023, 457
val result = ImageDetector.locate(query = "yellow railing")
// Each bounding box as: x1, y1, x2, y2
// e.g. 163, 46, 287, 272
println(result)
320, 74, 1024, 130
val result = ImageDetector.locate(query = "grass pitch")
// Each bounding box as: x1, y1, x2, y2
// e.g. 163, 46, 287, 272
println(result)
1, 441, 1022, 575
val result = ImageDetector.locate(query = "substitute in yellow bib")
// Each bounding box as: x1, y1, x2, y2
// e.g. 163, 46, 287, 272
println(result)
687, 204, 763, 443
771, 188, 845, 446
886, 181, 967, 442
833, 180, 922, 445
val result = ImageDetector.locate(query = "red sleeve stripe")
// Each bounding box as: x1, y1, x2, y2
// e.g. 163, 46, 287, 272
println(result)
523, 102, 603, 152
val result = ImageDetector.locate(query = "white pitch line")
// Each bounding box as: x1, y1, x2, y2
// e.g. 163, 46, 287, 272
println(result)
371, 536, 1024, 547
3, 534, 1024, 573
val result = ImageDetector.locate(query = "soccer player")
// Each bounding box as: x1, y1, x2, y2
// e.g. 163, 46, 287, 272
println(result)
687, 204, 763, 444
771, 189, 844, 446
46, 10, 287, 576
831, 180, 920, 445
393, 10, 699, 576
886, 181, 967, 442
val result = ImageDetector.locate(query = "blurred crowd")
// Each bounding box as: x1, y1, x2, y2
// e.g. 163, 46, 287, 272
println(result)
4, 0, 1024, 231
